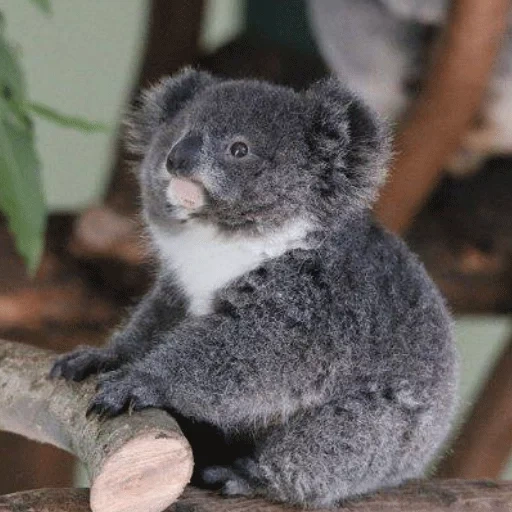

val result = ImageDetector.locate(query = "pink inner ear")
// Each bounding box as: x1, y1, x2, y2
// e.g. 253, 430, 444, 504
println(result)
168, 178, 205, 210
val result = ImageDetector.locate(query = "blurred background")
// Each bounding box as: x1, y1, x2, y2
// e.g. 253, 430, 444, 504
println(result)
0, 0, 511, 491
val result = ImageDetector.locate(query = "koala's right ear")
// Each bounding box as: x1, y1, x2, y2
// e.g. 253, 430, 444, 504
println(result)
126, 68, 215, 155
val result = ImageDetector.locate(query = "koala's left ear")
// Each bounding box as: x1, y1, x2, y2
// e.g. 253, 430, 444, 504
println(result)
305, 77, 391, 212
126, 67, 216, 155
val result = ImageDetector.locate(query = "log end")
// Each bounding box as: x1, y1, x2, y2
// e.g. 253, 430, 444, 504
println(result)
90, 430, 193, 512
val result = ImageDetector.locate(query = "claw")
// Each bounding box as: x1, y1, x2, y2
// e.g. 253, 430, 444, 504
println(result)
85, 402, 98, 418
86, 394, 127, 418
84, 366, 162, 420
49, 347, 120, 382
49, 363, 62, 379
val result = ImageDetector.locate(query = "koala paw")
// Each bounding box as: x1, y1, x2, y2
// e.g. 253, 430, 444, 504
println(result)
202, 459, 261, 497
86, 367, 164, 418
50, 347, 120, 381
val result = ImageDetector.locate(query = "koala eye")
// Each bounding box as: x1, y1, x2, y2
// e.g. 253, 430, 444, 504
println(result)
229, 141, 249, 158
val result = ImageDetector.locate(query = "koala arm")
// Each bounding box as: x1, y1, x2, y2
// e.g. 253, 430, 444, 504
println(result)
50, 275, 187, 381
90, 313, 337, 426
88, 258, 344, 426
107, 275, 187, 359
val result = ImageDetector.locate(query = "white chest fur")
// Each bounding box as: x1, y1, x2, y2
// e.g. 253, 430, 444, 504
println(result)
151, 219, 313, 315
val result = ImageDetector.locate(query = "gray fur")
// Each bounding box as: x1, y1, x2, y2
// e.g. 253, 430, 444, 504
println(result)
51, 70, 457, 507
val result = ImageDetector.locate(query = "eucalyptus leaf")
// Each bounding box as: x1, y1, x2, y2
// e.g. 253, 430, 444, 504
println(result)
0, 113, 46, 274
0, 29, 46, 274
0, 33, 27, 104
0, 4, 103, 274
29, 102, 108, 133
29, 0, 52, 14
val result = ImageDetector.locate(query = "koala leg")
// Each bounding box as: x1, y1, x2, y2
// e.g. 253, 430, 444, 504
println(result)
203, 400, 428, 507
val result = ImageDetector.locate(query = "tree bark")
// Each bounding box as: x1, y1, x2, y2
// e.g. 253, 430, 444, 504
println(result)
375, 0, 510, 234
0, 339, 193, 512
0, 489, 91, 512
1, 481, 512, 512
437, 338, 512, 478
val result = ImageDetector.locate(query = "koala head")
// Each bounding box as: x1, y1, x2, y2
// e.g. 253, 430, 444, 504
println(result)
127, 68, 389, 235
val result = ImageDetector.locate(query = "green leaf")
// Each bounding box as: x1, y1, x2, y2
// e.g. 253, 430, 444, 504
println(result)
29, 0, 52, 14
0, 33, 27, 105
0, 28, 46, 274
29, 102, 108, 133
0, 114, 46, 274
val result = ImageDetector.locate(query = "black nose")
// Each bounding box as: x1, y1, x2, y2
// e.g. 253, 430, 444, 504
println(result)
166, 134, 203, 176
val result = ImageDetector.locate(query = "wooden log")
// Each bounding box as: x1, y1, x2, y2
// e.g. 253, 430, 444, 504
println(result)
0, 339, 193, 512
0, 217, 111, 493
375, 0, 510, 234
0, 489, 91, 512
1, 481, 512, 512
179, 482, 512, 512
437, 338, 512, 478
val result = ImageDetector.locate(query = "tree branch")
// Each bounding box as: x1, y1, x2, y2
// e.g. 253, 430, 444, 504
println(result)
0, 339, 193, 512
1, 481, 512, 512
375, 0, 510, 234
437, 338, 512, 478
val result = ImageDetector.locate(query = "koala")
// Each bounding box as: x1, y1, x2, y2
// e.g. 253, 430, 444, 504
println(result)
308, 0, 512, 172
51, 69, 458, 507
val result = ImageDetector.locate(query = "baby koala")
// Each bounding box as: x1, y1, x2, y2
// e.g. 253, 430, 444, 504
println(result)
51, 69, 457, 507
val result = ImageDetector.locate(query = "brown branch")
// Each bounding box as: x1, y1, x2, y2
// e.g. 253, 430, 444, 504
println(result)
0, 339, 193, 512
437, 338, 512, 478
375, 0, 510, 234
0, 280, 120, 331
2, 481, 512, 512
69, 206, 146, 266
179, 482, 512, 512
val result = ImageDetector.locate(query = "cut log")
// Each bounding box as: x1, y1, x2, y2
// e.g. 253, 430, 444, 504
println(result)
0, 339, 193, 512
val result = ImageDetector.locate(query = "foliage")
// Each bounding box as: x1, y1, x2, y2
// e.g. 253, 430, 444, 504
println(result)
30, 0, 52, 14
0, 1, 106, 274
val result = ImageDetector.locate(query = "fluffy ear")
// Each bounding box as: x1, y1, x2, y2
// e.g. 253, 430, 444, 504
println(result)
126, 67, 216, 155
305, 77, 391, 214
